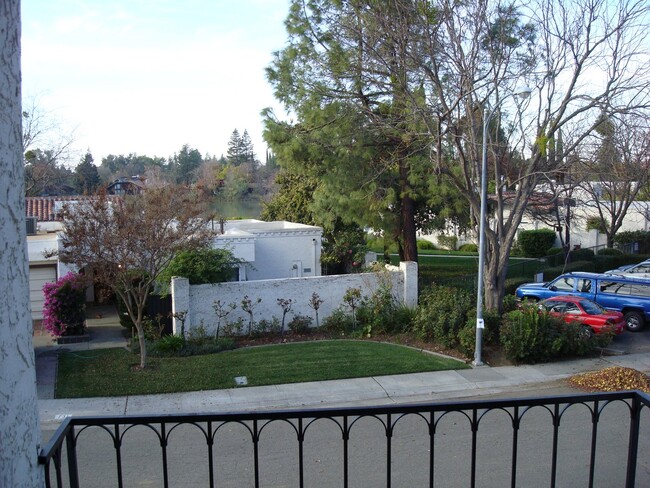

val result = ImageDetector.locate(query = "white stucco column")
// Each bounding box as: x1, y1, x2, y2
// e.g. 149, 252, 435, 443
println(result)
171, 277, 190, 336
0, 3, 44, 485
400, 261, 418, 308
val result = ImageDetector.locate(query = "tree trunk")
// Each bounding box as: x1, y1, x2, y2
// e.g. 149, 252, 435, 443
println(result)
137, 324, 147, 369
483, 226, 514, 314
0, 2, 45, 485
399, 160, 418, 263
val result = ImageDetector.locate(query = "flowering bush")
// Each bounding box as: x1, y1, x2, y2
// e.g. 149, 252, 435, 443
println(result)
42, 272, 87, 336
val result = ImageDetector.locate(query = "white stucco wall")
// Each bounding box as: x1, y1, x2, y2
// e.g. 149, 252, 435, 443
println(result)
171, 262, 417, 335
213, 220, 323, 280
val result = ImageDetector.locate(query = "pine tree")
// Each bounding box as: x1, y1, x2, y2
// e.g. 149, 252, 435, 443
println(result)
226, 129, 243, 165
240, 129, 256, 166
227, 129, 257, 167
74, 152, 101, 194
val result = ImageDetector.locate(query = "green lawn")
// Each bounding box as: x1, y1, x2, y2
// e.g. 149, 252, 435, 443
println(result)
56, 340, 469, 398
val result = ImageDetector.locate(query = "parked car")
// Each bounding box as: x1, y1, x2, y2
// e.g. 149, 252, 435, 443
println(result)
605, 259, 650, 279
515, 272, 650, 331
538, 296, 626, 337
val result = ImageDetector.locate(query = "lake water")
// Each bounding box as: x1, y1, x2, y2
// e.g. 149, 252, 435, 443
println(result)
210, 198, 263, 219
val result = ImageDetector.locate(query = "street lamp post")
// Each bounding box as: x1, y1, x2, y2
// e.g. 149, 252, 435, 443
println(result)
474, 89, 530, 366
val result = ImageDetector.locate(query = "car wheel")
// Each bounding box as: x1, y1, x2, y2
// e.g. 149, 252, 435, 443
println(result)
579, 326, 593, 339
624, 311, 645, 332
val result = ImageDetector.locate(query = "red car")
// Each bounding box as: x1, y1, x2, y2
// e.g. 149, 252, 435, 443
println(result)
539, 295, 626, 336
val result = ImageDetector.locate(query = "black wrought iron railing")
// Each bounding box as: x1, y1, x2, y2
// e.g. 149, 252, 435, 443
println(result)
40, 391, 650, 488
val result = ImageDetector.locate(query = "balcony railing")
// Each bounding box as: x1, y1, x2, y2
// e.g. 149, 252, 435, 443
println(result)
40, 390, 650, 488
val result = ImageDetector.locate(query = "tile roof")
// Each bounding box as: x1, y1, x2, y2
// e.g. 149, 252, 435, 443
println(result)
25, 195, 120, 221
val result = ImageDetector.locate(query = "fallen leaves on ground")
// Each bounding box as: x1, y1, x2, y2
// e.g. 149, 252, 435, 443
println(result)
568, 366, 650, 393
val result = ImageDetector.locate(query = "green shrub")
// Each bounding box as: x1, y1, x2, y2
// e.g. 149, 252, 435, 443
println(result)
509, 242, 523, 256
501, 294, 519, 313
569, 247, 595, 261
186, 323, 211, 345
500, 307, 608, 364
437, 235, 458, 251
458, 309, 502, 358
586, 216, 606, 233
458, 243, 478, 252
141, 316, 166, 341
517, 229, 558, 257
222, 318, 245, 336
322, 308, 356, 334
116, 294, 140, 330
597, 247, 622, 256
457, 323, 477, 357
614, 230, 650, 254
288, 314, 313, 334
412, 285, 473, 347
390, 305, 417, 332
500, 308, 563, 363
254, 317, 282, 336
417, 239, 437, 250
157, 248, 240, 295
546, 247, 563, 255
154, 335, 184, 353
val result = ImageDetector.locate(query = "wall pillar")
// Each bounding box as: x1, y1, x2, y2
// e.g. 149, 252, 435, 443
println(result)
400, 261, 418, 308
171, 276, 190, 335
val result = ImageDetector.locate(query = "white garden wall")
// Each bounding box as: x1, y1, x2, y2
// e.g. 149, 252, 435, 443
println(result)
171, 261, 417, 335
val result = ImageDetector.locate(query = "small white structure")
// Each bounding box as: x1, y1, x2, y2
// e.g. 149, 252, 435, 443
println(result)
214, 219, 323, 281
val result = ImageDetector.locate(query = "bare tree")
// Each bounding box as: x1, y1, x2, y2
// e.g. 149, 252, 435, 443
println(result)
22, 95, 76, 196
416, 0, 650, 310
0, 1, 44, 485
576, 112, 650, 247
59, 188, 214, 368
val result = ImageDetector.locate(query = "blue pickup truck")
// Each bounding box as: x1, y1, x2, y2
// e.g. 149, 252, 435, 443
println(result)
515, 272, 650, 331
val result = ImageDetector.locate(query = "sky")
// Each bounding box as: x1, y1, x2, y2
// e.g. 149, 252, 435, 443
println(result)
21, 0, 292, 165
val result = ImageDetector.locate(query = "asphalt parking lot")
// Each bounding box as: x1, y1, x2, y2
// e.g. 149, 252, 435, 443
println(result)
608, 326, 650, 355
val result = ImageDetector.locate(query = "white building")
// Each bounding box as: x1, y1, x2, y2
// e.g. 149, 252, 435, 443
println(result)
214, 219, 322, 281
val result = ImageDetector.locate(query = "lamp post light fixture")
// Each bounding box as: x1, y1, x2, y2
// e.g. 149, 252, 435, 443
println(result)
474, 88, 531, 366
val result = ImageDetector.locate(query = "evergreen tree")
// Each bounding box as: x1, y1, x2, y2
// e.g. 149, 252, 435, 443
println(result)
74, 152, 101, 194
226, 129, 243, 165
240, 129, 256, 167
172, 144, 202, 185
226, 128, 257, 167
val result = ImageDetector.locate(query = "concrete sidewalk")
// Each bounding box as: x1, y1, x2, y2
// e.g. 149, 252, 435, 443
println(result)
35, 305, 650, 427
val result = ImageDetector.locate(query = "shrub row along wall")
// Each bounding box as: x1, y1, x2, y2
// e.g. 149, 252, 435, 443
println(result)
171, 262, 418, 335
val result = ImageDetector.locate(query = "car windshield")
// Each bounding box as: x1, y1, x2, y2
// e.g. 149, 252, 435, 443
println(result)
579, 300, 604, 315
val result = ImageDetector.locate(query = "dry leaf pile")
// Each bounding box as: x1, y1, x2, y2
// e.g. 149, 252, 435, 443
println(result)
568, 366, 650, 393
